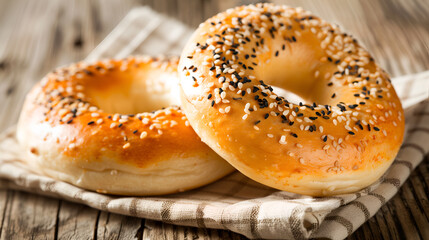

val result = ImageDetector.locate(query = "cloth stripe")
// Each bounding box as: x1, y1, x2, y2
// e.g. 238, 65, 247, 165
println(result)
249, 204, 261, 239
0, 7, 428, 240
349, 201, 370, 221
393, 160, 413, 172
368, 193, 387, 205
324, 216, 354, 236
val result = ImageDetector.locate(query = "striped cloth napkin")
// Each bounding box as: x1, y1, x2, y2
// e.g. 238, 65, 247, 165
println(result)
0, 7, 428, 240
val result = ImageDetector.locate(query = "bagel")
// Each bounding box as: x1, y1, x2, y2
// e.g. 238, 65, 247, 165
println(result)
17, 56, 235, 196
179, 4, 405, 196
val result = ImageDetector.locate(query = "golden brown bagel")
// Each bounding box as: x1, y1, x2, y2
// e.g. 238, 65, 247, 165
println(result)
179, 4, 405, 196
17, 56, 234, 196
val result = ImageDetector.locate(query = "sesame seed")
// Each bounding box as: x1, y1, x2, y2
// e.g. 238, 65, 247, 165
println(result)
279, 135, 287, 144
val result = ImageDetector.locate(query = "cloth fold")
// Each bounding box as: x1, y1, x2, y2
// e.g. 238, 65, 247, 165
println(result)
0, 7, 428, 240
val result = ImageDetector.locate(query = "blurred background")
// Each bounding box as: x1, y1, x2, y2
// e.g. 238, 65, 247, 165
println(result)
0, 0, 428, 239
0, 0, 428, 132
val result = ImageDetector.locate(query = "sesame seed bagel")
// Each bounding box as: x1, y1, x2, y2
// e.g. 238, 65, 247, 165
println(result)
17, 56, 234, 196
179, 4, 405, 196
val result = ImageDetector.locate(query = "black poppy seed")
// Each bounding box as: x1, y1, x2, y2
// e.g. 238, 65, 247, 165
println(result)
107, 115, 112, 119
264, 113, 269, 119
211, 100, 215, 107
67, 119, 73, 124
118, 123, 123, 128
248, 66, 254, 70
245, 54, 249, 59
292, 36, 296, 42
291, 133, 298, 138
253, 86, 259, 93
327, 82, 333, 86
255, 120, 261, 125
187, 56, 193, 59
373, 127, 380, 131
241, 91, 246, 96
297, 113, 304, 117
354, 93, 360, 97
337, 104, 346, 112
233, 97, 242, 100
295, 107, 299, 112
331, 93, 336, 98
377, 95, 383, 98
327, 57, 333, 62
83, 69, 93, 75
192, 67, 197, 72
367, 125, 371, 131
275, 51, 279, 57
207, 93, 212, 99
309, 116, 318, 120
323, 135, 328, 142
254, 95, 259, 100
316, 112, 321, 116
359, 102, 366, 105
348, 104, 358, 109
133, 130, 138, 134
282, 44, 285, 50
348, 131, 355, 135
335, 60, 340, 64
87, 121, 95, 125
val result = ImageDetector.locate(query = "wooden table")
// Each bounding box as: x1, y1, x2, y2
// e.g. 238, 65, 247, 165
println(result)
0, 0, 428, 239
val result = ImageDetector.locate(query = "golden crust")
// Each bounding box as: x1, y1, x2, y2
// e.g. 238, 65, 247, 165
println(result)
179, 4, 405, 196
17, 56, 235, 196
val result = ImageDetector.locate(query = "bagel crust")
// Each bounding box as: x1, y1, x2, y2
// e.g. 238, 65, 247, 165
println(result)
17, 56, 234, 196
179, 4, 405, 196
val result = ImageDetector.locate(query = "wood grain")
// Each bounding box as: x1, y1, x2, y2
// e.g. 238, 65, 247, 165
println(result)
0, 0, 428, 239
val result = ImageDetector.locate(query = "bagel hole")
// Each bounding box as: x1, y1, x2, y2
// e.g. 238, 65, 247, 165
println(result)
83, 69, 181, 115
271, 86, 307, 105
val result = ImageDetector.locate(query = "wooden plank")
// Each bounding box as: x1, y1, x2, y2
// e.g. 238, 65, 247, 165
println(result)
0, 191, 59, 240
401, 176, 429, 239
96, 212, 143, 240
0, 190, 10, 239
56, 201, 99, 240
143, 220, 247, 240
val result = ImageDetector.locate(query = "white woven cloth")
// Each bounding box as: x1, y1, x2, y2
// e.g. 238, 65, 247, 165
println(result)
0, 7, 428, 240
